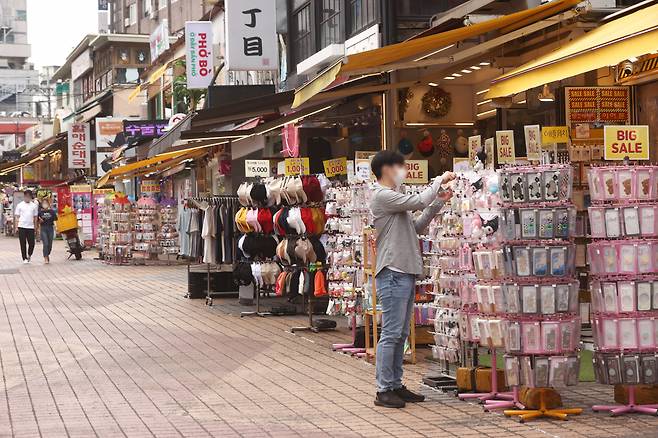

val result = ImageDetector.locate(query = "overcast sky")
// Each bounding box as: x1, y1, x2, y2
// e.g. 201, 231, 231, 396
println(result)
27, 0, 99, 69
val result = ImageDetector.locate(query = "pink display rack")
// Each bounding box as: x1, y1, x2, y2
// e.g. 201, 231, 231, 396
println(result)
592, 385, 658, 416
458, 348, 518, 406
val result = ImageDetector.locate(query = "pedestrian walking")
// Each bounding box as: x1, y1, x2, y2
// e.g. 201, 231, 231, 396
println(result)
38, 199, 57, 264
14, 190, 38, 263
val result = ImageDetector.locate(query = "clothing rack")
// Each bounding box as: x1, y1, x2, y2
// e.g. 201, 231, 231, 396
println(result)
241, 284, 273, 317
184, 195, 239, 306
291, 292, 319, 333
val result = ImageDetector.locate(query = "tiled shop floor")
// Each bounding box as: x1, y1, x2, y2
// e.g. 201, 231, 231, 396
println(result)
0, 237, 657, 437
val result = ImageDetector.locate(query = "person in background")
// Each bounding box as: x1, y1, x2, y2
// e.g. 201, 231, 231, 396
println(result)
369, 151, 455, 408
14, 190, 38, 264
38, 198, 57, 264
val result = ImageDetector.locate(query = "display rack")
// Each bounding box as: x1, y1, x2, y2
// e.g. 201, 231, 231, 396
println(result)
240, 285, 272, 318
133, 196, 160, 264
158, 199, 179, 265
106, 195, 133, 265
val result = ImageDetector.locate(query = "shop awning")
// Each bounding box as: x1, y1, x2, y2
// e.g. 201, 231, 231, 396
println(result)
486, 3, 658, 98
0, 134, 66, 176
292, 0, 581, 108
128, 60, 176, 102
96, 146, 210, 187
147, 112, 194, 158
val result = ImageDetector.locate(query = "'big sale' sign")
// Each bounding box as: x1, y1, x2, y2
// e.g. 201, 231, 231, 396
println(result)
404, 160, 428, 184
604, 125, 650, 160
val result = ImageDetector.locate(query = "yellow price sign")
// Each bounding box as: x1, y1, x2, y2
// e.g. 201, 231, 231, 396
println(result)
541, 126, 570, 144
323, 157, 347, 177
604, 125, 650, 160
284, 157, 310, 176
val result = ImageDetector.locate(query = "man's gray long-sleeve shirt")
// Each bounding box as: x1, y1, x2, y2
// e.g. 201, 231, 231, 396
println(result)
370, 182, 444, 276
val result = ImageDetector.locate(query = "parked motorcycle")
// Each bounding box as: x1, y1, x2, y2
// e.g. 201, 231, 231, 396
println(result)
55, 208, 84, 260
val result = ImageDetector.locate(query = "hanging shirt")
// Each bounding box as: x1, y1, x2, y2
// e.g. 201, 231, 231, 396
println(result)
178, 208, 192, 256
189, 209, 200, 258
202, 205, 216, 264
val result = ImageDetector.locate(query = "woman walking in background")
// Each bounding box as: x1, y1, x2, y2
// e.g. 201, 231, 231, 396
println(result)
38, 199, 57, 264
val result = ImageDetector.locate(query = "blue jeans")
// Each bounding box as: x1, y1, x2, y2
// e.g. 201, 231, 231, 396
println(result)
41, 226, 54, 257
375, 267, 415, 392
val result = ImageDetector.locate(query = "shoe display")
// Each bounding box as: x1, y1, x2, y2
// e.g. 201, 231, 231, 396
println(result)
394, 386, 425, 403
374, 390, 406, 408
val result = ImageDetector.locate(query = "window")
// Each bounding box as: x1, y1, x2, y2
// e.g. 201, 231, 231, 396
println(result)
348, 0, 377, 36
158, 0, 167, 9
319, 0, 343, 49
129, 3, 137, 25
292, 3, 313, 64
143, 0, 152, 17
3, 34, 14, 44
15, 10, 26, 21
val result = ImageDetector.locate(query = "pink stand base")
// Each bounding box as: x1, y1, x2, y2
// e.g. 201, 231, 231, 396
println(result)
459, 390, 514, 403
484, 387, 525, 411
332, 343, 353, 350
592, 386, 658, 417
458, 349, 519, 409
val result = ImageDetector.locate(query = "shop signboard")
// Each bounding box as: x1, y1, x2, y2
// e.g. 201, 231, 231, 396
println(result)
225, 0, 278, 71
185, 21, 214, 89
323, 157, 347, 177
284, 157, 310, 176
524, 125, 541, 161
123, 120, 168, 138
541, 126, 570, 145
565, 86, 630, 126
604, 125, 650, 160
68, 123, 91, 169
495, 130, 515, 164
468, 135, 481, 167
70, 184, 93, 245
404, 160, 428, 184
149, 19, 169, 61
96, 117, 132, 149
140, 179, 160, 195
245, 159, 271, 177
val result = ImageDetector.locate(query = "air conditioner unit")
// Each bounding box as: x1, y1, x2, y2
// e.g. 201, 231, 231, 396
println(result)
124, 17, 130, 27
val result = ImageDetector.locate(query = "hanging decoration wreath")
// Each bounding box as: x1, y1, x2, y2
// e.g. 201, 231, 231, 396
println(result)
422, 87, 452, 118
398, 88, 413, 120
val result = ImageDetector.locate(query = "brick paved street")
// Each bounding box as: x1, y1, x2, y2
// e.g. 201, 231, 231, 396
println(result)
1, 236, 658, 437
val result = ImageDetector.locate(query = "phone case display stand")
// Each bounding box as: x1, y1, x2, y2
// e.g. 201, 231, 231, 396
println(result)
588, 165, 658, 417
499, 164, 583, 422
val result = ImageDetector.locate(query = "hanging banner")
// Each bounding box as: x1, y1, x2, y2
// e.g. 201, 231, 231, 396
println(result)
68, 123, 91, 169
495, 130, 515, 164
541, 126, 570, 144
323, 157, 347, 177
404, 160, 428, 184
284, 157, 310, 176
468, 135, 481, 167
149, 19, 169, 61
185, 21, 214, 89
225, 0, 278, 71
604, 125, 650, 160
524, 125, 541, 161
245, 159, 271, 177
281, 124, 299, 157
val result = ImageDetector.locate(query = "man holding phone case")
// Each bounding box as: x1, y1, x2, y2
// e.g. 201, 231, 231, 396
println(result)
369, 150, 454, 408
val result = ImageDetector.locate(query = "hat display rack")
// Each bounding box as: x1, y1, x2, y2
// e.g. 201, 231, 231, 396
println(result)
495, 164, 583, 422
422, 170, 498, 392
587, 165, 658, 416
235, 175, 334, 333
184, 195, 240, 306
325, 181, 372, 355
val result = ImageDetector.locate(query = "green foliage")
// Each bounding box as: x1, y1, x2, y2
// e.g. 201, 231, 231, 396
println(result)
172, 59, 207, 112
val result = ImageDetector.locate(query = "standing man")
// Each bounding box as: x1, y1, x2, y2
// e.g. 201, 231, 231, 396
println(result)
369, 151, 454, 408
14, 190, 38, 263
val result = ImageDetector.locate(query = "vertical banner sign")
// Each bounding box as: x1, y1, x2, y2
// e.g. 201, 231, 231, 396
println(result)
468, 135, 481, 167
225, 0, 278, 71
603, 125, 650, 160
149, 19, 169, 61
323, 157, 347, 177
524, 125, 541, 161
404, 160, 429, 184
495, 130, 515, 164
68, 123, 91, 169
185, 21, 214, 89
484, 138, 495, 169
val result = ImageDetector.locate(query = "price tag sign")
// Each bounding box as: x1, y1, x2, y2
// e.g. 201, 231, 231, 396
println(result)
404, 160, 428, 184
284, 157, 310, 176
604, 125, 650, 160
496, 130, 515, 164
355, 159, 372, 181
541, 126, 570, 144
468, 135, 481, 167
524, 125, 541, 161
245, 159, 271, 177
323, 157, 347, 177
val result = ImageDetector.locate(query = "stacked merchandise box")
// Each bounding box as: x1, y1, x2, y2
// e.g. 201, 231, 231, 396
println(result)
159, 198, 180, 256
588, 165, 658, 415
133, 196, 160, 262
107, 194, 133, 263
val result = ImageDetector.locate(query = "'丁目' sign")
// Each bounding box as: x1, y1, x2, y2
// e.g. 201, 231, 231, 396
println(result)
495, 130, 515, 164
284, 157, 310, 176
604, 125, 650, 160
404, 160, 428, 184
185, 21, 214, 89
541, 126, 569, 144
323, 157, 347, 178
245, 159, 271, 177
225, 0, 278, 71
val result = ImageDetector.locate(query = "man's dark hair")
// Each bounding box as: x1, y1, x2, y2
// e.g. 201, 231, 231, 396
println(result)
23, 190, 33, 198
370, 150, 404, 179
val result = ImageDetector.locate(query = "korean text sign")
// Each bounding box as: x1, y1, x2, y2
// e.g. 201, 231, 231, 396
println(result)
604, 125, 650, 160
185, 21, 214, 89
323, 157, 347, 177
68, 123, 91, 169
225, 0, 278, 71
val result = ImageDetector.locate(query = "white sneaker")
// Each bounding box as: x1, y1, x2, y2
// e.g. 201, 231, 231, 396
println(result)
27, 257, 31, 263
23, 260, 28, 264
